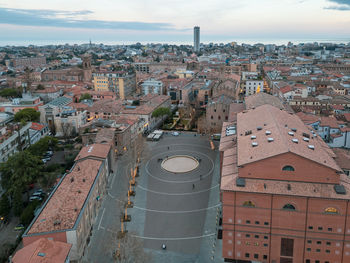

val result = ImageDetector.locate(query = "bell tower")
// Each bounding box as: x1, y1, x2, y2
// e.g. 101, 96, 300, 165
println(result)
82, 54, 92, 82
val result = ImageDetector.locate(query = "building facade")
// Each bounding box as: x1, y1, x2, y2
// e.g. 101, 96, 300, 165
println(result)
220, 104, 350, 263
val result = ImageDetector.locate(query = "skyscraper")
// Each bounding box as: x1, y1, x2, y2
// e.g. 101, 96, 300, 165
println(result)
193, 26, 200, 53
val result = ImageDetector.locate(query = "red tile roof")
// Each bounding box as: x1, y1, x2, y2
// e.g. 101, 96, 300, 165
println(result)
236, 105, 341, 171
30, 123, 45, 131
75, 143, 111, 161
13, 238, 71, 263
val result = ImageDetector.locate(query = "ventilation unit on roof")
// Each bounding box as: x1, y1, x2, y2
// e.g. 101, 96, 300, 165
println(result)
308, 145, 315, 150
252, 142, 258, 147
302, 132, 310, 138
257, 126, 262, 131
251, 135, 256, 140
267, 138, 274, 142
288, 131, 294, 136
291, 128, 297, 132
303, 137, 310, 142
245, 130, 252, 136
37, 253, 46, 257
292, 138, 299, 143
265, 130, 271, 135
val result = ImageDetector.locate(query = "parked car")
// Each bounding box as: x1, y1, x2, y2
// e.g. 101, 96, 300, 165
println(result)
29, 196, 42, 202
14, 224, 25, 231
171, 132, 179, 136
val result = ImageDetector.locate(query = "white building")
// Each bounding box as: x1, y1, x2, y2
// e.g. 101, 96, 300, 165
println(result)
245, 80, 264, 96
141, 79, 163, 95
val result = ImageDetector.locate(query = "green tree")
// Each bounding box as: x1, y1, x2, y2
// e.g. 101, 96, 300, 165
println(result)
0, 151, 43, 195
79, 93, 92, 102
20, 200, 40, 225
0, 88, 20, 98
14, 108, 40, 122
36, 84, 45, 90
27, 136, 58, 156
0, 194, 10, 218
13, 189, 23, 217
152, 107, 171, 118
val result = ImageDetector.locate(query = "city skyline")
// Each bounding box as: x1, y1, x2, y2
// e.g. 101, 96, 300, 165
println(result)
0, 0, 350, 45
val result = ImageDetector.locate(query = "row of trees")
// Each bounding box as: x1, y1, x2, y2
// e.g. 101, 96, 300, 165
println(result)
0, 136, 58, 219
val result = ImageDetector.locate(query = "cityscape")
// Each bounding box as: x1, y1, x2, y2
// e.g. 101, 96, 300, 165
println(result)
0, 1, 350, 263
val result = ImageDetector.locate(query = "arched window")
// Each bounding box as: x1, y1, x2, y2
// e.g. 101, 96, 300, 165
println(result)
324, 207, 338, 214
282, 165, 295, 171
243, 201, 255, 207
282, 204, 296, 210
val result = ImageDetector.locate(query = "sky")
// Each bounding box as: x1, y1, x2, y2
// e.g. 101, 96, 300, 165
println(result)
0, 0, 350, 45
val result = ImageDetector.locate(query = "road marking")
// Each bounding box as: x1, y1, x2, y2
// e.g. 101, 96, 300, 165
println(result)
132, 203, 221, 213
98, 208, 105, 230
130, 233, 216, 240
145, 149, 215, 183
137, 184, 219, 195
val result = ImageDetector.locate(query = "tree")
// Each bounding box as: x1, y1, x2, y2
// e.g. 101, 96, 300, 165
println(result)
0, 194, 10, 218
151, 107, 171, 118
113, 233, 152, 263
0, 151, 43, 195
79, 93, 92, 102
20, 200, 40, 225
61, 122, 75, 141
14, 108, 40, 122
27, 136, 58, 156
36, 84, 45, 90
0, 88, 20, 98
13, 189, 23, 217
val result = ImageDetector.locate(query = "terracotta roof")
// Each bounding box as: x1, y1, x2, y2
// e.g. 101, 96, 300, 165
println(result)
87, 100, 123, 114
319, 116, 340, 129
95, 128, 115, 144
280, 85, 293, 94
75, 143, 111, 161
30, 123, 45, 131
333, 148, 350, 170
236, 105, 341, 171
13, 238, 71, 263
27, 158, 103, 234
245, 92, 292, 113
344, 113, 350, 122
295, 112, 319, 125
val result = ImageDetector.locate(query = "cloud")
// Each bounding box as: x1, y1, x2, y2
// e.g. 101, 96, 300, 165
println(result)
0, 7, 174, 30
325, 0, 350, 10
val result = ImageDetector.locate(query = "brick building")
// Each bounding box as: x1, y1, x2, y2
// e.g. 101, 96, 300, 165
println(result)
220, 104, 350, 263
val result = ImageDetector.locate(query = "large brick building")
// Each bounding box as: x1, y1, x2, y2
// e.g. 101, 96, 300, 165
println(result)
220, 104, 350, 263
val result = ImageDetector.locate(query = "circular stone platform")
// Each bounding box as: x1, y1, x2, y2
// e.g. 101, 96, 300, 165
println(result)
161, 155, 199, 173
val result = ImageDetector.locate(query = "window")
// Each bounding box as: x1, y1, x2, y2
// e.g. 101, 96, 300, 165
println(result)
263, 243, 268, 247
246, 234, 250, 238
243, 201, 255, 207
255, 221, 260, 225
245, 253, 250, 258
316, 249, 321, 252
307, 240, 312, 244
308, 226, 313, 230
283, 204, 296, 210
218, 116, 221, 120
307, 248, 311, 251
315, 261, 320, 263
264, 236, 268, 239
264, 222, 269, 225
316, 241, 321, 245
246, 220, 251, 224
254, 235, 259, 238
318, 227, 323, 231
326, 242, 331, 246
326, 250, 330, 253
263, 255, 268, 260
282, 165, 295, 171
306, 260, 310, 263
328, 227, 333, 231
211, 115, 213, 119
254, 254, 259, 259
324, 207, 338, 214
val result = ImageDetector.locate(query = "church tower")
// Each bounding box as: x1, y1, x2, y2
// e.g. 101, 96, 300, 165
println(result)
82, 54, 92, 82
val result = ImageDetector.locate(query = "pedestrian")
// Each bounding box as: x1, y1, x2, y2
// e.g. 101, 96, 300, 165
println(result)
167, 146, 170, 150
199, 174, 202, 180
192, 184, 195, 189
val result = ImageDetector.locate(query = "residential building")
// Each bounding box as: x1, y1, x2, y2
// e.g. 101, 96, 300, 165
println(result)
10, 56, 46, 68
29, 123, 50, 145
0, 122, 32, 162
220, 104, 350, 263
141, 78, 163, 95
22, 143, 111, 262
0, 93, 43, 114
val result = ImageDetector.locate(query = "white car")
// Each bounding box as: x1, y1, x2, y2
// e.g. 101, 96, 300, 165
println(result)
172, 132, 179, 136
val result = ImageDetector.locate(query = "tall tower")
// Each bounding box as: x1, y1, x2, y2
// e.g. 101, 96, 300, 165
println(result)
82, 54, 92, 82
194, 26, 200, 53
